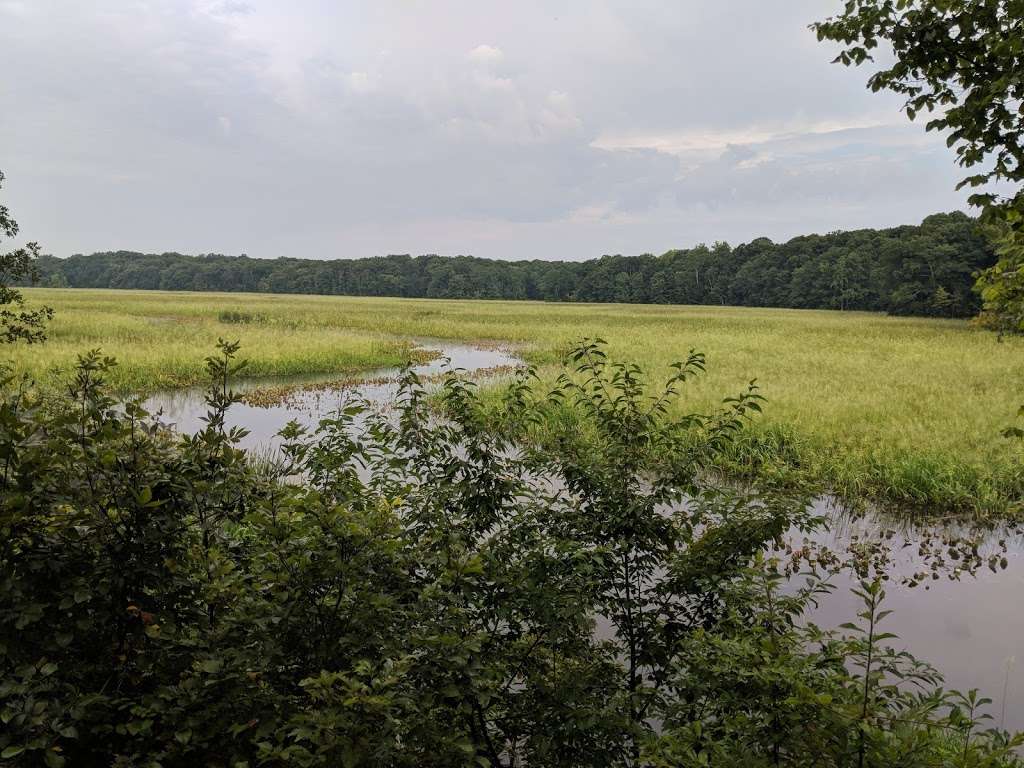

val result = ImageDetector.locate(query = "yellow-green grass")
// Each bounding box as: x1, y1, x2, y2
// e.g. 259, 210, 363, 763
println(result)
15, 288, 1024, 516
12, 289, 421, 393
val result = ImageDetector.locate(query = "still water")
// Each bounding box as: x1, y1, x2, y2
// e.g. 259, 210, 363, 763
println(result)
144, 341, 523, 447
793, 499, 1023, 731
145, 341, 1024, 732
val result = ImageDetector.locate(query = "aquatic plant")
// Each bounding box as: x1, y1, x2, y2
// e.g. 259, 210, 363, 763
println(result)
15, 288, 1024, 517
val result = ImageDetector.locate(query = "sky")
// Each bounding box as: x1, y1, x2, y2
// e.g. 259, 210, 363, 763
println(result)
0, 0, 976, 261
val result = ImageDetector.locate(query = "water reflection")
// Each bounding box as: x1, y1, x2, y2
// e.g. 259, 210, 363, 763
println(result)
790, 497, 1024, 732
144, 341, 523, 450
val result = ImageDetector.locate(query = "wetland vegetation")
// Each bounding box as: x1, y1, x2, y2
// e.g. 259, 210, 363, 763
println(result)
4, 215, 1024, 767
3, 335, 1022, 766
16, 286, 1024, 516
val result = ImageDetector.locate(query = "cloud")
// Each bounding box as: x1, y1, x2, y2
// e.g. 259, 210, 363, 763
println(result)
591, 118, 898, 161
467, 44, 503, 63
202, 1, 254, 17
0, 0, 975, 261
0, 1, 28, 16
346, 71, 377, 93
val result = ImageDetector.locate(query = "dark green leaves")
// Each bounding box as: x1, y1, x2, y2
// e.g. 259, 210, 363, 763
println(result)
1, 339, 1020, 766
813, 1, 1024, 329
0, 170, 52, 344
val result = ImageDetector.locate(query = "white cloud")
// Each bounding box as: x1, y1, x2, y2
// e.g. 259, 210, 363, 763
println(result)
538, 90, 582, 134
591, 118, 898, 159
0, 1, 28, 17
346, 71, 377, 93
467, 44, 503, 64
200, 0, 254, 16
0, 0, 975, 261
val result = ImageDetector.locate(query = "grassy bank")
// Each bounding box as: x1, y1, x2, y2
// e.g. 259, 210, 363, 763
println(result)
15, 288, 1024, 515
12, 290, 421, 392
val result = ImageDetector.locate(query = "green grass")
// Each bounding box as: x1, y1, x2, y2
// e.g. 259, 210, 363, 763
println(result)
15, 288, 1024, 516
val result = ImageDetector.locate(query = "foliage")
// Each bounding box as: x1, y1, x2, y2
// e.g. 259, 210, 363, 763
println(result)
813, 0, 1024, 328
649, 572, 1023, 767
31, 212, 994, 317
976, 223, 1024, 334
0, 171, 52, 344
217, 309, 266, 325
1, 339, 1020, 765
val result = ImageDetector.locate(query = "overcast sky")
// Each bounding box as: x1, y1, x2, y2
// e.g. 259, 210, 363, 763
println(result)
0, 0, 974, 261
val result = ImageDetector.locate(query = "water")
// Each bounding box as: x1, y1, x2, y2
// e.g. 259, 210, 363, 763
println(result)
145, 340, 1024, 732
791, 498, 1024, 732
144, 341, 522, 450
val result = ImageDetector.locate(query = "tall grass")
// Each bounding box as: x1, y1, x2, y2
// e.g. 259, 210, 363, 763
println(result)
12, 290, 418, 392
17, 288, 1024, 515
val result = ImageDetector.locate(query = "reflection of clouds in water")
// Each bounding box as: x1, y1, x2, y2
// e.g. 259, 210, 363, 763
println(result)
941, 615, 974, 641
793, 500, 1024, 732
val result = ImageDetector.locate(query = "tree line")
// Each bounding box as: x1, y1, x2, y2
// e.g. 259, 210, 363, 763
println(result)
34, 211, 994, 317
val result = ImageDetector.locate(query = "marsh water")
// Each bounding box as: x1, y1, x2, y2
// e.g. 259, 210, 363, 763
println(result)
145, 341, 1024, 732
144, 341, 523, 447
799, 500, 1023, 731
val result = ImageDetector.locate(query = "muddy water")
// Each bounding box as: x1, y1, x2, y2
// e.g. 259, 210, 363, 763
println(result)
144, 341, 1024, 732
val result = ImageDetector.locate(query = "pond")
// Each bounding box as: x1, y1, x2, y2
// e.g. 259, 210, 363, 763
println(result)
144, 340, 1024, 733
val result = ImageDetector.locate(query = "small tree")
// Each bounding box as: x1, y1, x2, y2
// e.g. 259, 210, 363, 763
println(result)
0, 170, 52, 344
932, 285, 956, 316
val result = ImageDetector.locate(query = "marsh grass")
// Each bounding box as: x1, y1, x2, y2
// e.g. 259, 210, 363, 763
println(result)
17, 288, 1024, 515
13, 290, 419, 393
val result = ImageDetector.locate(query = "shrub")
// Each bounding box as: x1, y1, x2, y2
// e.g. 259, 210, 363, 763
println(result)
0, 339, 1019, 766
217, 309, 266, 324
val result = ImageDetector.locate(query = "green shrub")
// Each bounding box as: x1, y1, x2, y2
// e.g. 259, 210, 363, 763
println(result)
0, 340, 1019, 766
217, 309, 266, 324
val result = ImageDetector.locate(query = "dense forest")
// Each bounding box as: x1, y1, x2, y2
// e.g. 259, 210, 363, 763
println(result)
35, 212, 993, 317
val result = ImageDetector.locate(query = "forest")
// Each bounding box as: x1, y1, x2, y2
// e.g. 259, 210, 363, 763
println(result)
34, 212, 993, 317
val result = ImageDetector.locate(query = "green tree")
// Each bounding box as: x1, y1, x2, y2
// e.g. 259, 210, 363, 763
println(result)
976, 222, 1024, 332
34, 215, 993, 318
933, 284, 956, 316
813, 0, 1024, 324
1, 340, 1021, 765
0, 171, 52, 343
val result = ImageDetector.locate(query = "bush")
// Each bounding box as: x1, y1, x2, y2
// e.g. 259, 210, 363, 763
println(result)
0, 339, 1020, 766
217, 309, 266, 324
